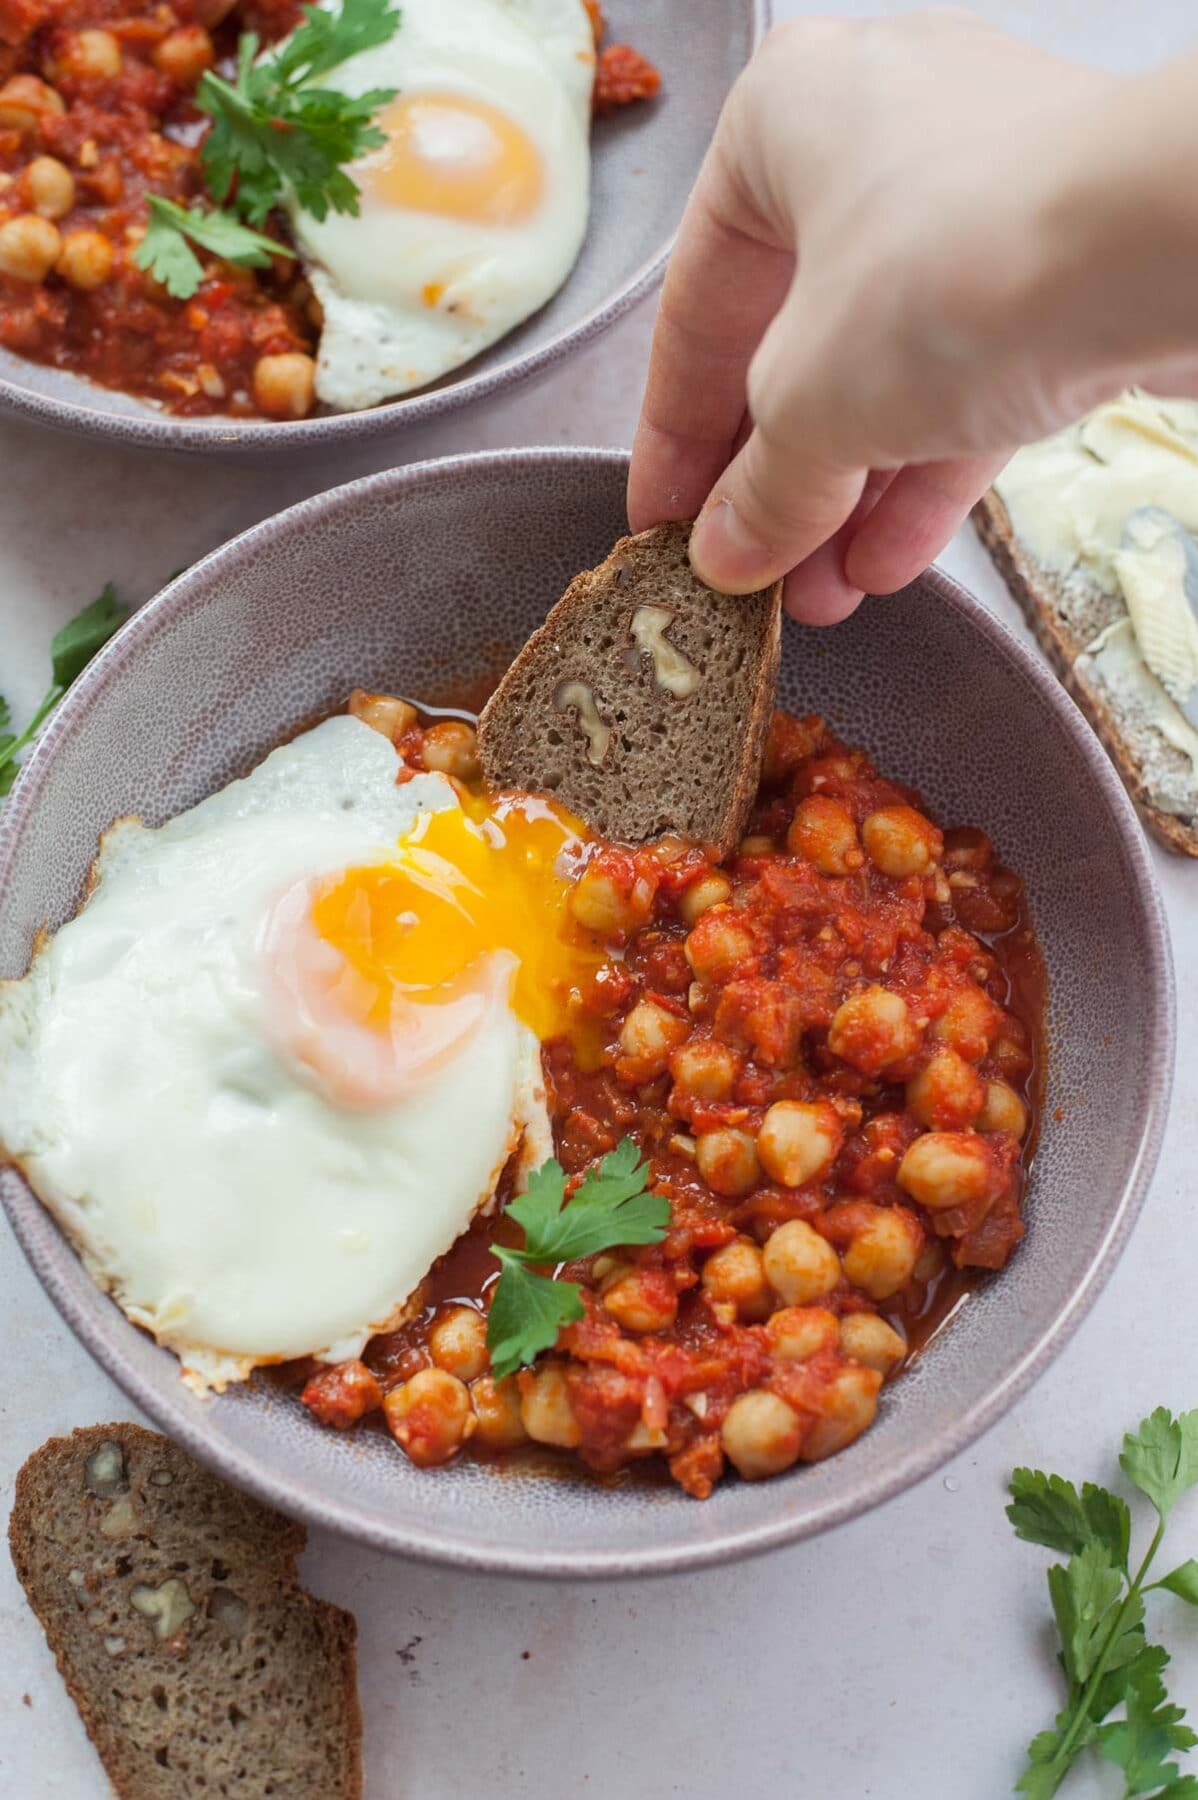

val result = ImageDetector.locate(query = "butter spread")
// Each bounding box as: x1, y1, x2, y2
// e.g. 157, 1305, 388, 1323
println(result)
995, 392, 1198, 783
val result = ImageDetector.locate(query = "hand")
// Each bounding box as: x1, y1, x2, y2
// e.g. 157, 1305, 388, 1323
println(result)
628, 11, 1198, 622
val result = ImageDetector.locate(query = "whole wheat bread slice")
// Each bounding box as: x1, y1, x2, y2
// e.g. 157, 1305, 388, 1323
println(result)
974, 491, 1198, 857
477, 521, 782, 852
9, 1424, 361, 1800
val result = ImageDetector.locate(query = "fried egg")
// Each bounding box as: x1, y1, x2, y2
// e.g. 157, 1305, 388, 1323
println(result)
0, 715, 602, 1391
285, 0, 595, 410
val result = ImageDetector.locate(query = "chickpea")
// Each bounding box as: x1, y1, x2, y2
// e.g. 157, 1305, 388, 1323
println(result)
252, 350, 317, 420
721, 1389, 804, 1480
518, 1364, 581, 1448
428, 1305, 488, 1381
420, 718, 480, 780
898, 1131, 992, 1211
383, 1367, 476, 1467
800, 1364, 881, 1461
762, 1219, 842, 1306
23, 155, 74, 220
701, 1237, 772, 1321
840, 1206, 923, 1300
152, 23, 215, 85
977, 1078, 1029, 1138
0, 75, 64, 135
0, 214, 61, 282
738, 834, 775, 858
684, 910, 755, 984
677, 870, 732, 926
827, 985, 920, 1075
669, 1036, 738, 1102
696, 1127, 760, 1198
569, 861, 651, 940
617, 999, 690, 1079
469, 1374, 528, 1450
932, 983, 1002, 1062
766, 1305, 839, 1363
757, 1099, 843, 1188
60, 29, 123, 81
55, 228, 113, 290
787, 794, 863, 875
347, 687, 417, 741
906, 1048, 986, 1130
861, 805, 943, 878
840, 1312, 907, 1376
602, 1267, 678, 1334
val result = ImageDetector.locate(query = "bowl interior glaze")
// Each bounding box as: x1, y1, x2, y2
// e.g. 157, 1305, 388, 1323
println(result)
0, 0, 767, 456
0, 449, 1173, 1575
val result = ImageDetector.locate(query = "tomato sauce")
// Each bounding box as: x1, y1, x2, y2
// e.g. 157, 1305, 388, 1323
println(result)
295, 699, 1047, 1499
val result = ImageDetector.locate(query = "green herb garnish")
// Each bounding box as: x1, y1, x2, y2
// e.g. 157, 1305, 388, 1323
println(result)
0, 586, 127, 796
1009, 1406, 1198, 1796
134, 0, 400, 300
486, 1139, 670, 1379
137, 196, 295, 300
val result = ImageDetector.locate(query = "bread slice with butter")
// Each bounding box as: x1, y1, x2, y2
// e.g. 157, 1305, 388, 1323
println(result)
974, 392, 1198, 857
9, 1423, 361, 1800
477, 521, 782, 853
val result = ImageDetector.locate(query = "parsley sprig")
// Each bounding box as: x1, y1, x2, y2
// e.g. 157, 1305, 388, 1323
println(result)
1010, 1406, 1198, 1797
0, 586, 127, 796
133, 0, 400, 300
486, 1140, 671, 1379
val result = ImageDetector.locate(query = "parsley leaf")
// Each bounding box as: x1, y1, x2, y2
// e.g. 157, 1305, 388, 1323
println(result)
134, 196, 293, 301
1010, 1408, 1198, 1798
506, 1139, 670, 1266
0, 585, 127, 798
1097, 1649, 1198, 1795
485, 1139, 671, 1379
1009, 1468, 1132, 1568
486, 1252, 585, 1381
196, 0, 399, 224
1154, 1562, 1198, 1607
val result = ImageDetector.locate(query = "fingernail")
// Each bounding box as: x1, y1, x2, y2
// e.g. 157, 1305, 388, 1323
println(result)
689, 497, 775, 593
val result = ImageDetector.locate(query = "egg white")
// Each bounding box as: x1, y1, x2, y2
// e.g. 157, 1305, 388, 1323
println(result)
0, 717, 550, 1391
286, 0, 594, 410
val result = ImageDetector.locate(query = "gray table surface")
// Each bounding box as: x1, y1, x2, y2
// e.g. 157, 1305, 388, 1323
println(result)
2, 2, 1196, 1794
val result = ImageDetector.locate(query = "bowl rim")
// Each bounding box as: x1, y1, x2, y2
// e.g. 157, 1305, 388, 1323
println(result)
0, 445, 1176, 1577
0, 0, 771, 459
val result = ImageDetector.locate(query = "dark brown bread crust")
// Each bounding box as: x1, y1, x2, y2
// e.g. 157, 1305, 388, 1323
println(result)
9, 1424, 362, 1800
477, 522, 782, 854
973, 492, 1198, 857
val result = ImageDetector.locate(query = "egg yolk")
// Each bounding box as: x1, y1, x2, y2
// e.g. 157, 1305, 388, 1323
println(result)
365, 92, 544, 225
263, 790, 610, 1109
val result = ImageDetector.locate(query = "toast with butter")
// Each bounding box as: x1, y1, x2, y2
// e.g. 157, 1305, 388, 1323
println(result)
477, 521, 782, 853
974, 392, 1198, 857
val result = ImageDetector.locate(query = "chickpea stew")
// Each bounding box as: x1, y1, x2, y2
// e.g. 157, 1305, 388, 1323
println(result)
0, 0, 659, 419
294, 696, 1045, 1499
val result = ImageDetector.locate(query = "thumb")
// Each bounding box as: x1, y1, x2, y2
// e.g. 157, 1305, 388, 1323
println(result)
688, 427, 867, 595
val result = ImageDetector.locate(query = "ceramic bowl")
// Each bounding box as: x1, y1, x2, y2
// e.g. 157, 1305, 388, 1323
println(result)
0, 449, 1174, 1576
0, 1, 767, 457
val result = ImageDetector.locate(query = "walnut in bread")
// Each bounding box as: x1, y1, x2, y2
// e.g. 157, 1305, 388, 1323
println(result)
477, 521, 782, 852
9, 1423, 361, 1800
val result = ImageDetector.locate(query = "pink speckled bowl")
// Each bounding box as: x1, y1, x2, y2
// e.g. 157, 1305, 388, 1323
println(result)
0, 1, 767, 457
0, 449, 1174, 1577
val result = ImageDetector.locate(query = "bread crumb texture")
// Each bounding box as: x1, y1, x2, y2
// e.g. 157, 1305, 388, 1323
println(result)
8, 1423, 361, 1799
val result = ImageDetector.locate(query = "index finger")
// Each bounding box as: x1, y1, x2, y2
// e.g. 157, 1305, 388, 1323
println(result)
627, 140, 793, 534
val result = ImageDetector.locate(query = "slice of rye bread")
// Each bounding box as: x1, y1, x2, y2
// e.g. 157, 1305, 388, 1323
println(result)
9, 1424, 361, 1800
973, 490, 1198, 858
477, 521, 782, 853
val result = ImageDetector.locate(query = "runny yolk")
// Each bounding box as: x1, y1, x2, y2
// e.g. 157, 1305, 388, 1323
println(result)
365, 92, 544, 225
310, 793, 604, 1051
